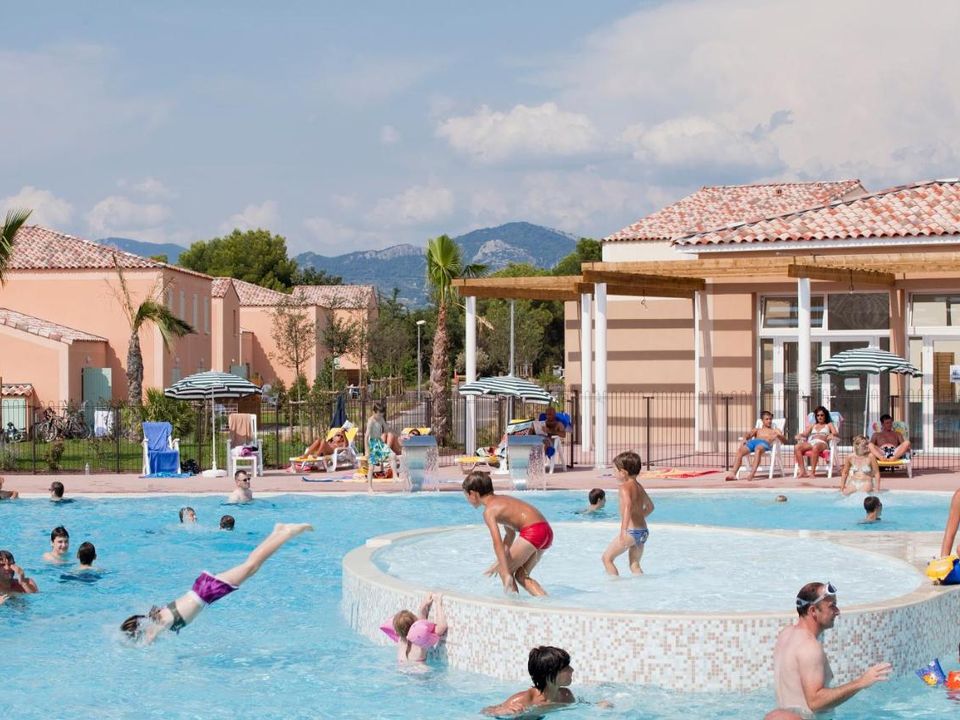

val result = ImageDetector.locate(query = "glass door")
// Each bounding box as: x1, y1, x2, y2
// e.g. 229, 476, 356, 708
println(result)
932, 339, 960, 448
782, 341, 822, 438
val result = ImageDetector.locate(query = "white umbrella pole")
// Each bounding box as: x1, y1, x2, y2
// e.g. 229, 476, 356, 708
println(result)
203, 388, 226, 478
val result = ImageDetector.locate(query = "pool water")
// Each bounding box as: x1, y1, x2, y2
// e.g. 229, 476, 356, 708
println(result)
376, 523, 922, 612
0, 491, 954, 719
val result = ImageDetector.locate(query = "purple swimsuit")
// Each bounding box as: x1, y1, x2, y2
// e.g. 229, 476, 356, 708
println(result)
190, 571, 237, 605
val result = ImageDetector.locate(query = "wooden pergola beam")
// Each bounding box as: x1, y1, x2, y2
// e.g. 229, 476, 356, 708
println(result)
575, 282, 695, 299
458, 286, 581, 301
581, 268, 705, 291
787, 264, 895, 286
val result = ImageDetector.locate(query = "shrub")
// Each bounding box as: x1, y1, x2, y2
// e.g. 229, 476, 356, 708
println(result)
46, 439, 65, 471
0, 447, 16, 471
143, 388, 196, 438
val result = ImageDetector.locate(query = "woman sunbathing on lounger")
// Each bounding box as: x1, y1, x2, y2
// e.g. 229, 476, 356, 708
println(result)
303, 429, 350, 458
120, 523, 312, 645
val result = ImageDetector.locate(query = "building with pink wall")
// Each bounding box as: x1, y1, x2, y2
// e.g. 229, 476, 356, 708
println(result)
211, 277, 241, 374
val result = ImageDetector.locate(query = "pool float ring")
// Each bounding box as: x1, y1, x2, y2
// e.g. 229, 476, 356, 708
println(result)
947, 671, 960, 690
925, 555, 960, 585
379, 618, 440, 648
916, 658, 946, 686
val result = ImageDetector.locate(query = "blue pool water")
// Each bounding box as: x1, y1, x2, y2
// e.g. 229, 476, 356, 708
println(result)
0, 490, 955, 719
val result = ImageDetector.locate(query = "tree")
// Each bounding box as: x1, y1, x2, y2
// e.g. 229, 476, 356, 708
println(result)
269, 295, 317, 405
551, 237, 601, 276
425, 234, 485, 445
292, 266, 342, 286
368, 289, 413, 380
481, 300, 552, 376
0, 208, 32, 284
320, 314, 356, 391
114, 261, 194, 404
178, 229, 300, 290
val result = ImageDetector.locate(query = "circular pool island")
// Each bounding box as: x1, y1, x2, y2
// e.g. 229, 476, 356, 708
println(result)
342, 522, 959, 691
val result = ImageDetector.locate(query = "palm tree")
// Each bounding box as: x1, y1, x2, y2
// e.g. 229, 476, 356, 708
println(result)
0, 208, 32, 284
425, 234, 485, 445
114, 260, 194, 403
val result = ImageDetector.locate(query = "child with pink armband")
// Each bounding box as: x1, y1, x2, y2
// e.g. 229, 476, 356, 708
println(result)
380, 593, 448, 664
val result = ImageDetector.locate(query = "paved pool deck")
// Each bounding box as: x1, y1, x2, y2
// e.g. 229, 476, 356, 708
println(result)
4, 462, 959, 496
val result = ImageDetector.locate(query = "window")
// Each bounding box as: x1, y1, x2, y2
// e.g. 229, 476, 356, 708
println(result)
761, 296, 824, 328
827, 293, 889, 330
192, 294, 198, 329
911, 294, 960, 327
179, 291, 186, 321
203, 298, 210, 334
166, 289, 173, 308
233, 309, 239, 336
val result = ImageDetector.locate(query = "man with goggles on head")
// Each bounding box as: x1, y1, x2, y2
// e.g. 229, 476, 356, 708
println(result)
769, 582, 891, 718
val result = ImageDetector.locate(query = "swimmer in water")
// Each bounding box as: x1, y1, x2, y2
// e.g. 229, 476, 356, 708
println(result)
77, 542, 97, 570
227, 470, 253, 504
577, 488, 606, 515
120, 523, 312, 645
385, 593, 448, 665
775, 495, 788, 503
43, 526, 70, 564
179, 507, 196, 524
861, 496, 882, 524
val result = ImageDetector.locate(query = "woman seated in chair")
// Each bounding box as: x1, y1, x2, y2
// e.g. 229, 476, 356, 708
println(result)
794, 406, 838, 478
304, 429, 350, 458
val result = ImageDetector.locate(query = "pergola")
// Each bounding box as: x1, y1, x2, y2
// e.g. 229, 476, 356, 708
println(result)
453, 252, 960, 463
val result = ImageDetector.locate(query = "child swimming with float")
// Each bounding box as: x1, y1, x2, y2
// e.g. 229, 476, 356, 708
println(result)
381, 593, 448, 665
462, 471, 553, 596
120, 523, 311, 645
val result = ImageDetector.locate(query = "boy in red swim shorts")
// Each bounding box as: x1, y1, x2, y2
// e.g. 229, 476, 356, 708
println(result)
462, 471, 552, 596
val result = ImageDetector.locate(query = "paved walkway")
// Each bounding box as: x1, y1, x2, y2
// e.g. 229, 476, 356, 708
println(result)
5, 463, 959, 495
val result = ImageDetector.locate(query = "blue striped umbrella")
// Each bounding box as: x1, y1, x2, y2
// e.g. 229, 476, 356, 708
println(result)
165, 371, 261, 474
458, 375, 554, 404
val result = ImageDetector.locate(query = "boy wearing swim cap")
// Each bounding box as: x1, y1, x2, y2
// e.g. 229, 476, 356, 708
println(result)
462, 471, 553, 596
602, 451, 654, 576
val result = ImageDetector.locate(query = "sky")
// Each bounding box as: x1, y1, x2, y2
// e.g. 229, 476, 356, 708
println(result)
2, 0, 960, 256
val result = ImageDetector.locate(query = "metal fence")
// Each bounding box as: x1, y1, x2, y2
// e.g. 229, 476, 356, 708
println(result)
5, 389, 960, 474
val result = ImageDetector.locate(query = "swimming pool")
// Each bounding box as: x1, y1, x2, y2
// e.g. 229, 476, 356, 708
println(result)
0, 491, 955, 719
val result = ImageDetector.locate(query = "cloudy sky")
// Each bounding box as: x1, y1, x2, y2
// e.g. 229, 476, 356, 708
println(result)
3, 0, 959, 255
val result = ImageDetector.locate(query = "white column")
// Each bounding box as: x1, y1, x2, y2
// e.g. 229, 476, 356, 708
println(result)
594, 283, 607, 468
465, 295, 477, 455
797, 277, 812, 422
579, 292, 592, 452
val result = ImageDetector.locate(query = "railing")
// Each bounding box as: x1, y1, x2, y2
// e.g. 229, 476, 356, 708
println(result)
5, 389, 959, 474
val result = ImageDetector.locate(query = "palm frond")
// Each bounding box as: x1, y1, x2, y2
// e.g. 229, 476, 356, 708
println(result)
135, 299, 195, 350
0, 208, 31, 285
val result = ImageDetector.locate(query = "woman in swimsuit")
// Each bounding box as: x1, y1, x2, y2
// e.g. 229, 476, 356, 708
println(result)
120, 523, 312, 645
840, 435, 880, 495
794, 406, 838, 478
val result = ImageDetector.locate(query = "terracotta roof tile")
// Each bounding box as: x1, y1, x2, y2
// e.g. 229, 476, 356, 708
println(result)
211, 277, 234, 298
231, 278, 292, 307
1, 383, 35, 398
605, 180, 866, 242
675, 179, 960, 247
0, 307, 107, 344
8, 225, 211, 279
293, 284, 376, 309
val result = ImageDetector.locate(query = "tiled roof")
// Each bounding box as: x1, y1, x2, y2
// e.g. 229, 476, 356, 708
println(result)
605, 180, 866, 242
293, 284, 376, 309
674, 178, 960, 247
1, 383, 35, 398
211, 277, 235, 298
0, 307, 107, 344
231, 278, 293, 307
7, 225, 211, 279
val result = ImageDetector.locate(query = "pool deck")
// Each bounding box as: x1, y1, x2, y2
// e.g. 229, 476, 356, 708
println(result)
4, 463, 959, 495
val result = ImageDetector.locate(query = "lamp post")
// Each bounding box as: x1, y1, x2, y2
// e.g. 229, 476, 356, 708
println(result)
416, 320, 426, 404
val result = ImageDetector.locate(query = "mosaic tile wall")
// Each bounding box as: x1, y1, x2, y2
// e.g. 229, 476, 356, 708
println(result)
342, 530, 960, 692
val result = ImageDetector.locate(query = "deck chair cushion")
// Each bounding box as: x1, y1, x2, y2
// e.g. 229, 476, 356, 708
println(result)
143, 422, 179, 474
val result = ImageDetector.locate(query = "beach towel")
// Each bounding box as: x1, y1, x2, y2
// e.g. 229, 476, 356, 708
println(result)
143, 422, 180, 474
638, 468, 719, 479
228, 413, 254, 446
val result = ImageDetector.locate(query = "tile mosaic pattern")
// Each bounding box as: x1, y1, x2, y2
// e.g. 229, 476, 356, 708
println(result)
342, 527, 960, 692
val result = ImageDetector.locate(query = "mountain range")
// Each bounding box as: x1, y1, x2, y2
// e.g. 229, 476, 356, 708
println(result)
98, 222, 577, 306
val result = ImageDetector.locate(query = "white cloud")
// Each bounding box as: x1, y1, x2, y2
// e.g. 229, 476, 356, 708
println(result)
301, 216, 390, 254
370, 184, 454, 226
87, 195, 170, 237
380, 125, 400, 145
552, 0, 960, 186
436, 103, 600, 164
515, 171, 644, 233
0, 186, 74, 227
219, 200, 280, 234
118, 176, 176, 200
316, 57, 435, 107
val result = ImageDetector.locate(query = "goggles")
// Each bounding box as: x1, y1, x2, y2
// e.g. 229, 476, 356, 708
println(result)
796, 582, 837, 609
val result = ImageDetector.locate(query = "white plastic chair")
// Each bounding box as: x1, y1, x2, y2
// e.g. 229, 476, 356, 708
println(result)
793, 411, 843, 479
735, 418, 786, 480
226, 413, 263, 478
141, 422, 181, 476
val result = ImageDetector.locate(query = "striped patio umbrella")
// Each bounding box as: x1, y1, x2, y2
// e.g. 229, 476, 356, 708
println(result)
165, 371, 262, 474
815, 348, 920, 377
458, 375, 555, 404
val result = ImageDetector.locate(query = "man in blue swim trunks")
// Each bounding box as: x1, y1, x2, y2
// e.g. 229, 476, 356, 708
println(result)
726, 411, 785, 482
120, 523, 312, 645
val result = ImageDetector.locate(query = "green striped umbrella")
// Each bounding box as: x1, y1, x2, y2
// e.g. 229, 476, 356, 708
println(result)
458, 375, 555, 404
815, 348, 920, 377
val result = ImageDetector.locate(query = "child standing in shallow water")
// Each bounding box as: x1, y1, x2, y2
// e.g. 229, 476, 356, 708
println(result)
602, 451, 654, 576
